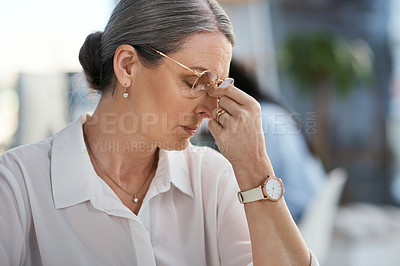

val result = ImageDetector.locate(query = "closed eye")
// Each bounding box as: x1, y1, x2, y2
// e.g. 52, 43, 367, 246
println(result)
182, 76, 197, 89
184, 81, 193, 89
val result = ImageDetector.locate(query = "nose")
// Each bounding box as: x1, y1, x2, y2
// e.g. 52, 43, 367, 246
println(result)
194, 92, 218, 119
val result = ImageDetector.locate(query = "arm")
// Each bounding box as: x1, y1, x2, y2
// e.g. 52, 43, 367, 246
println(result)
0, 159, 28, 266
207, 86, 314, 265
233, 159, 311, 265
261, 104, 326, 222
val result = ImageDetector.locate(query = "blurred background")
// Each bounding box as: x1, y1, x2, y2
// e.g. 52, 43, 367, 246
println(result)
1, 0, 400, 265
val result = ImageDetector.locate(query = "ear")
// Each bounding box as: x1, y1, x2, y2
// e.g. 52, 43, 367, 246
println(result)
113, 44, 140, 88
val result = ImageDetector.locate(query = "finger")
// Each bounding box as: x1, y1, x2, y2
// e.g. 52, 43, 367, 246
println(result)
217, 96, 243, 118
208, 85, 253, 106
208, 119, 230, 155
212, 108, 230, 126
212, 108, 229, 121
208, 118, 223, 135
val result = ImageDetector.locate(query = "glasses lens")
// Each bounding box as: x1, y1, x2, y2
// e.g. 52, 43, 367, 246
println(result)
218, 78, 234, 88
191, 71, 218, 97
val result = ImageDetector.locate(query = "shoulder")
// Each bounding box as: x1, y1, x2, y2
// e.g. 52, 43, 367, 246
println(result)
186, 143, 233, 174
0, 139, 53, 203
185, 144, 237, 194
0, 139, 53, 215
164, 143, 236, 185
0, 138, 53, 175
260, 102, 291, 122
259, 102, 302, 136
260, 101, 286, 113
0, 138, 53, 170
0, 115, 85, 181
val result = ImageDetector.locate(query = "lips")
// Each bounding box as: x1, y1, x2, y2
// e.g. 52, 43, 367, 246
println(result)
183, 126, 199, 130
181, 125, 199, 135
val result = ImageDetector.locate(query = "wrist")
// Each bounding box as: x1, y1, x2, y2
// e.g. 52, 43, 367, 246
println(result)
231, 156, 275, 191
238, 175, 284, 204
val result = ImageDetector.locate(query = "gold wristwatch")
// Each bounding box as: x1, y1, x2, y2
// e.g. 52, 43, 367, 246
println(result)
237, 175, 284, 204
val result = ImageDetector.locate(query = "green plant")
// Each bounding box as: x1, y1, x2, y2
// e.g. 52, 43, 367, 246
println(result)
280, 32, 373, 95
278, 31, 373, 167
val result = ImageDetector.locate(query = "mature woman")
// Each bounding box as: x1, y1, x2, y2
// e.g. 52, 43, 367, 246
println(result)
0, 0, 318, 265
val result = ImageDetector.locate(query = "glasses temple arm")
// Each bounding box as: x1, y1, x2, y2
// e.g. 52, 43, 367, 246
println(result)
144, 45, 201, 77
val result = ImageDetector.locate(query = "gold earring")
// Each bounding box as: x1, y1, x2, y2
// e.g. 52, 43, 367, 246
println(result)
123, 84, 128, 98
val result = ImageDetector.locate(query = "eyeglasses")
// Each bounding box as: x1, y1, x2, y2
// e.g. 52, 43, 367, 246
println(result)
144, 44, 234, 98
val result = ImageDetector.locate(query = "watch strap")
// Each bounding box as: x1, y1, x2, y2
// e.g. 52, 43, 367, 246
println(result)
237, 186, 264, 204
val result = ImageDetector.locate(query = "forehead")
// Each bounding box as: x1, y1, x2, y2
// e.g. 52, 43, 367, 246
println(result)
169, 32, 233, 77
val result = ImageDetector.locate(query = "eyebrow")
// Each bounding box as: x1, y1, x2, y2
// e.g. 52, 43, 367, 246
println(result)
186, 66, 208, 72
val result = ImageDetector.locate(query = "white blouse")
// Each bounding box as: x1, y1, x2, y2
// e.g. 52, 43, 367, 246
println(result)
0, 115, 319, 266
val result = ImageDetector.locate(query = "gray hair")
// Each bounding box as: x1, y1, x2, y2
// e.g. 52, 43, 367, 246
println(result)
79, 0, 235, 94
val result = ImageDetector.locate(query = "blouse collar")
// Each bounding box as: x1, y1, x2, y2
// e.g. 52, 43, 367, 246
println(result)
51, 114, 194, 210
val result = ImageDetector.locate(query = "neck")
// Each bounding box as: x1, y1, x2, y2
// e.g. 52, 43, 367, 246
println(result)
83, 97, 159, 186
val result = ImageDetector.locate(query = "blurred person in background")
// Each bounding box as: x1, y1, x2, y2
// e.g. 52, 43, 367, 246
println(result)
0, 0, 319, 265
228, 61, 326, 222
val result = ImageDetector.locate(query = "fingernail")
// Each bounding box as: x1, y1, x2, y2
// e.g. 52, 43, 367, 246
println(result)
218, 80, 230, 88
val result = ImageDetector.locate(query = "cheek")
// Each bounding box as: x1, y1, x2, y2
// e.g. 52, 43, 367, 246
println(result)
152, 88, 183, 122
137, 69, 195, 126
160, 97, 195, 129
150, 81, 193, 119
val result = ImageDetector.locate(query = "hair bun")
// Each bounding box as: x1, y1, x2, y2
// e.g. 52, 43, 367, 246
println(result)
79, 31, 103, 91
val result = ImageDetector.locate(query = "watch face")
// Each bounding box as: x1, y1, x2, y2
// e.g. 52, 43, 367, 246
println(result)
264, 177, 284, 201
